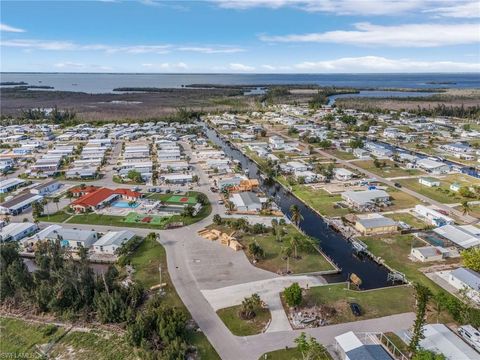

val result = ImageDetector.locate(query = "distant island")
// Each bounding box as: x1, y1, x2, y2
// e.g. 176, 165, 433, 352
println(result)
0, 81, 28, 85
426, 81, 457, 85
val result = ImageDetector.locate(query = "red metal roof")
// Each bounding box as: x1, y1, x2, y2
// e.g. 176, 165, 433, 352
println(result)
71, 187, 141, 208
69, 185, 99, 194
113, 188, 142, 198
71, 188, 116, 207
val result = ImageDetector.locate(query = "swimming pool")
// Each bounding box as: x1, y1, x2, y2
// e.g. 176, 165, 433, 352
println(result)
112, 200, 139, 208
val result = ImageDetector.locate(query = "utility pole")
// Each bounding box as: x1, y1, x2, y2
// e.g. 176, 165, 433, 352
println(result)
159, 263, 162, 285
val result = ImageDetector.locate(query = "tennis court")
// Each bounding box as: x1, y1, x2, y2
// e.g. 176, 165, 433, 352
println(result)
166, 195, 197, 205
123, 212, 168, 226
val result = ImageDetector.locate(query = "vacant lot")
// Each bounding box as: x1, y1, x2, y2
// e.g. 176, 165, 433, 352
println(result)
385, 212, 429, 229
0, 317, 138, 360
299, 284, 416, 324
208, 223, 334, 274
354, 160, 423, 178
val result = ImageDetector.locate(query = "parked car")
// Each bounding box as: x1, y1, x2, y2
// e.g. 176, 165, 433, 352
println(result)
458, 325, 480, 352
349, 303, 362, 317
165, 189, 171, 194
394, 182, 402, 188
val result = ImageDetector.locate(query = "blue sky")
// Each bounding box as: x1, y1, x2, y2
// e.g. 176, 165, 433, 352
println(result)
1, 0, 479, 73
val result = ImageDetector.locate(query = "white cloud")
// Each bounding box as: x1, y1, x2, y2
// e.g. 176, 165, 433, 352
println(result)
260, 22, 480, 47
54, 62, 85, 69
294, 56, 480, 72
229, 63, 255, 71
261, 64, 277, 70
214, 0, 478, 17
177, 46, 244, 54
0, 23, 26, 33
54, 62, 113, 71
141, 62, 188, 70
424, 1, 480, 18
0, 39, 244, 54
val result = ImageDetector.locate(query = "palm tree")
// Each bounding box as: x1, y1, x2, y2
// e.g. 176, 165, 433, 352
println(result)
289, 204, 303, 226
289, 235, 302, 259
282, 245, 293, 274
226, 201, 235, 212
461, 200, 471, 216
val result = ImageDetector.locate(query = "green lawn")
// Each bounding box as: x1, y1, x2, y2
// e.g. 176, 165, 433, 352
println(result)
325, 149, 356, 160
66, 197, 211, 230
217, 305, 271, 336
280, 181, 350, 217
126, 235, 220, 359
397, 177, 473, 204
261, 346, 332, 360
38, 209, 72, 223
387, 188, 421, 210
359, 233, 457, 323
300, 283, 416, 324
385, 212, 428, 229
354, 160, 423, 178
209, 224, 334, 274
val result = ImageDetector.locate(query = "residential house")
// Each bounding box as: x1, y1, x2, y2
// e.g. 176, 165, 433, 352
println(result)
433, 224, 480, 249
418, 177, 440, 187
416, 158, 450, 174
448, 268, 480, 304
334, 168, 354, 181
418, 324, 480, 360
0, 178, 25, 194
334, 331, 393, 360
30, 180, 61, 196
0, 192, 43, 215
354, 214, 397, 235
229, 192, 263, 212
410, 246, 446, 262
0, 222, 37, 242
341, 190, 390, 211
414, 205, 454, 227
93, 230, 135, 255
45, 228, 98, 250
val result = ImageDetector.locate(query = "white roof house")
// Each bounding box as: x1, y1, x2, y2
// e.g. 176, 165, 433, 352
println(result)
448, 267, 480, 303
342, 189, 390, 210
417, 158, 450, 174
0, 222, 37, 242
0, 178, 25, 194
335, 331, 393, 360
334, 168, 354, 181
419, 324, 480, 360
44, 228, 98, 250
414, 205, 454, 227
433, 224, 480, 249
229, 192, 263, 212
93, 230, 135, 255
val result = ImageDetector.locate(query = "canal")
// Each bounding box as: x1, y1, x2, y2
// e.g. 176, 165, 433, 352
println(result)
205, 126, 399, 290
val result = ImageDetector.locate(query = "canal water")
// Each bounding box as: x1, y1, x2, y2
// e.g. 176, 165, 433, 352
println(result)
205, 126, 397, 290
23, 258, 111, 274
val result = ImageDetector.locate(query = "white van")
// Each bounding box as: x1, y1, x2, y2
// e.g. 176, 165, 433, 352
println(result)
458, 325, 480, 353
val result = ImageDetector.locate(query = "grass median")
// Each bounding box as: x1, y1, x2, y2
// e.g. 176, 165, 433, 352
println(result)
217, 305, 271, 336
